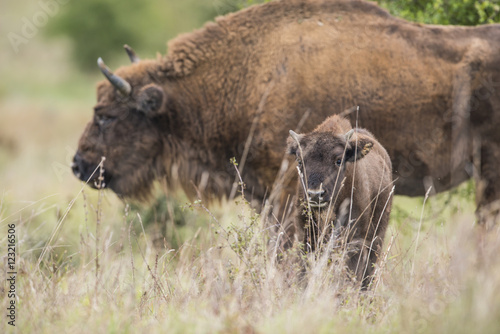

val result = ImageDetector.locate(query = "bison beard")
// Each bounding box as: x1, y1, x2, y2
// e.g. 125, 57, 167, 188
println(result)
73, 0, 500, 240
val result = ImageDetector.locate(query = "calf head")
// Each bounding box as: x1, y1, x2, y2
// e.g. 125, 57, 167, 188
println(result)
72, 47, 168, 199
287, 128, 373, 209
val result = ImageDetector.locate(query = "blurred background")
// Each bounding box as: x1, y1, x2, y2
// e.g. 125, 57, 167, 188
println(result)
0, 0, 499, 261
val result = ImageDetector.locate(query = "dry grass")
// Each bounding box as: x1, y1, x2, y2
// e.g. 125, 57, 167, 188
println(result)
2, 165, 500, 333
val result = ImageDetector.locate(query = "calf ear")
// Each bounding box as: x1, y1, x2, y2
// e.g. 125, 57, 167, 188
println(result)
137, 84, 165, 117
287, 130, 303, 155
345, 138, 373, 162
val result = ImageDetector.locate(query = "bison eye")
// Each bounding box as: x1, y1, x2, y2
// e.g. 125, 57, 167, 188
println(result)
95, 114, 116, 128
335, 158, 342, 167
296, 157, 303, 167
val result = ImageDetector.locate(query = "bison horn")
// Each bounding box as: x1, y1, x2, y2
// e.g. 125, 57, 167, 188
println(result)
124, 44, 140, 63
344, 129, 355, 141
97, 57, 132, 96
289, 130, 303, 143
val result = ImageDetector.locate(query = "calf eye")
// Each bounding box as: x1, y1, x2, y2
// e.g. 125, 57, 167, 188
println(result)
336, 158, 342, 166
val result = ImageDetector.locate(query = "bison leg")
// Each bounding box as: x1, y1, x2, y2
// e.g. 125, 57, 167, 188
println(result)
476, 141, 500, 228
345, 237, 382, 289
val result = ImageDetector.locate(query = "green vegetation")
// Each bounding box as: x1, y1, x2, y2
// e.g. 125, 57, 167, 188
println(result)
1, 0, 499, 333
46, 0, 140, 70
377, 0, 500, 25
46, 0, 270, 70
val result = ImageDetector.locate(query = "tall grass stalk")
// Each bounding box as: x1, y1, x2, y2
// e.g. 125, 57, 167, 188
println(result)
411, 186, 432, 282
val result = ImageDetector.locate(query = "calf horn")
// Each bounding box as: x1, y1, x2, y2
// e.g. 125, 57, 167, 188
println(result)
124, 44, 140, 63
289, 130, 303, 143
344, 129, 355, 141
97, 57, 132, 96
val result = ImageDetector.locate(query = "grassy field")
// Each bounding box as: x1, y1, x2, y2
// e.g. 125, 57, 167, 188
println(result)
2, 1, 500, 333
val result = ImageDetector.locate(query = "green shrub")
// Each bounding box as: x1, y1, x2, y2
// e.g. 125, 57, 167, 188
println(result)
46, 0, 141, 70
377, 0, 500, 25
46, 0, 271, 71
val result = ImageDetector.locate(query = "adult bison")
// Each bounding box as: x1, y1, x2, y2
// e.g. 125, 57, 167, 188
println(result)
287, 115, 392, 287
73, 0, 500, 226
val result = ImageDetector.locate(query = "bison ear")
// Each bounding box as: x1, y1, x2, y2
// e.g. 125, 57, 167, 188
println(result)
345, 138, 373, 162
137, 84, 165, 117
287, 130, 303, 155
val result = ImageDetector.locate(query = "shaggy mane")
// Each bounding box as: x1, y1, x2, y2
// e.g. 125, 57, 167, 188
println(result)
159, 0, 394, 77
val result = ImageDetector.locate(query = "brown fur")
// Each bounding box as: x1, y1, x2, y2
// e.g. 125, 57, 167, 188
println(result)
287, 115, 393, 288
74, 0, 500, 224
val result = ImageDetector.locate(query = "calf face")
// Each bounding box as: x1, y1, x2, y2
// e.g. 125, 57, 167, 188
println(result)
287, 129, 373, 209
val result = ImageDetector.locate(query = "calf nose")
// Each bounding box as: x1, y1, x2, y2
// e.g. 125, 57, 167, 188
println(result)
307, 189, 326, 203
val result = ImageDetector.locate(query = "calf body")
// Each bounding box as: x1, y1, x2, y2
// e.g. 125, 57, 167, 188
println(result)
287, 115, 393, 288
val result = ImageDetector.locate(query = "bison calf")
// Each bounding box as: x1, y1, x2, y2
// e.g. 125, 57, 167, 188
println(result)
287, 115, 393, 288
